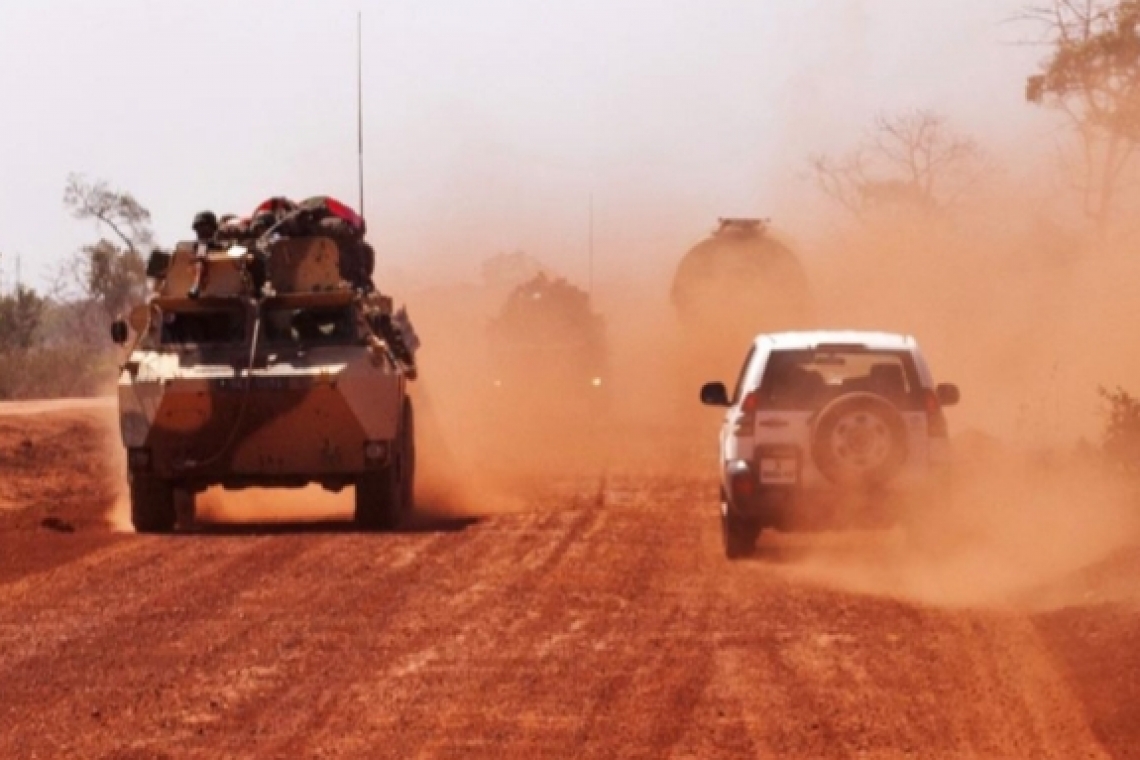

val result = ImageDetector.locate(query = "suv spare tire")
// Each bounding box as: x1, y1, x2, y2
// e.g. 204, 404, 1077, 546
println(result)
811, 392, 908, 488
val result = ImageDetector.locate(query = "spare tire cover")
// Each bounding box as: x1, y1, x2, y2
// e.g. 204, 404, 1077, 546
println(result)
810, 392, 908, 487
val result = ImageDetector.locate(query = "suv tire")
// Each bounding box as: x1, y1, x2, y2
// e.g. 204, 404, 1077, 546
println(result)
721, 502, 760, 559
811, 392, 908, 488
129, 474, 177, 534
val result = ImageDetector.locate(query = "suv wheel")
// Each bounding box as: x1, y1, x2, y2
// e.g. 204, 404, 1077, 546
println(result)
811, 392, 908, 488
721, 502, 760, 560
355, 400, 415, 531
129, 474, 177, 534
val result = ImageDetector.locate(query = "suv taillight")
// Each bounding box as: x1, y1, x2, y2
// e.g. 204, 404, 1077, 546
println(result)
733, 390, 759, 436
740, 391, 758, 414
925, 389, 948, 437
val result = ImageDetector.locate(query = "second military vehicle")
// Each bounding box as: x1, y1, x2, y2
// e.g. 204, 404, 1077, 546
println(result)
484, 272, 609, 462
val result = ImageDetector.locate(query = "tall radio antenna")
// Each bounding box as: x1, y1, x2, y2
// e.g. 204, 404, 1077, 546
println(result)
357, 11, 365, 214
588, 192, 594, 298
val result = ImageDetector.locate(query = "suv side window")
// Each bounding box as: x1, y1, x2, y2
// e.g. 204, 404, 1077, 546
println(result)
731, 346, 757, 404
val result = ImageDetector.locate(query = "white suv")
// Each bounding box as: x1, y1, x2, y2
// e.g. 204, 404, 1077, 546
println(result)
700, 331, 959, 558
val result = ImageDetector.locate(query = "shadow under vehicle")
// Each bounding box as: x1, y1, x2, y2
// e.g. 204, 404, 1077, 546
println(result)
112, 229, 420, 533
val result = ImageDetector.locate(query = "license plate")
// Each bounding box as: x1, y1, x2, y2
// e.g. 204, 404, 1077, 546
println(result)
759, 457, 797, 485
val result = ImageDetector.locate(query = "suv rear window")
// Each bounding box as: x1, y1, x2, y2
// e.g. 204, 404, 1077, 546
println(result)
756, 348, 922, 411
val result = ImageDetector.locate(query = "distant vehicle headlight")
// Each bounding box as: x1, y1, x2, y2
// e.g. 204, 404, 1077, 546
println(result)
591, 377, 603, 387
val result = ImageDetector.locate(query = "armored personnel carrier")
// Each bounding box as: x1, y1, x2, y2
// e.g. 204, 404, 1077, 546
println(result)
488, 272, 607, 404
484, 272, 608, 463
112, 226, 419, 533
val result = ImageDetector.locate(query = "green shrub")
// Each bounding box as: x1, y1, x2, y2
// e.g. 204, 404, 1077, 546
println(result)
0, 347, 114, 400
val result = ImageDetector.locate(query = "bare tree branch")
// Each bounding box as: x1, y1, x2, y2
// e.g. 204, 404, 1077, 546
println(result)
810, 111, 992, 219
1025, 0, 1140, 230
63, 174, 154, 255
59, 175, 152, 324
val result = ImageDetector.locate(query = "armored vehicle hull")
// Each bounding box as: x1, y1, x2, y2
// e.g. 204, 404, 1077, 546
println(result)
115, 233, 418, 532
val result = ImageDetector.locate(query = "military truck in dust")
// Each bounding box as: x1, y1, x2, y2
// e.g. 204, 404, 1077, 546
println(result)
112, 221, 419, 533
672, 218, 813, 383
486, 272, 608, 433
672, 217, 812, 336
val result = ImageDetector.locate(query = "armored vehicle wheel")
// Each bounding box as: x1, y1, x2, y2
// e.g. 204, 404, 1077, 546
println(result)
174, 488, 197, 527
400, 400, 416, 513
129, 474, 177, 534
355, 399, 415, 531
721, 502, 760, 560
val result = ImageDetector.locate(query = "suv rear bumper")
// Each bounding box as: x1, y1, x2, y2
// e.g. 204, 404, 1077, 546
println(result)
723, 458, 947, 530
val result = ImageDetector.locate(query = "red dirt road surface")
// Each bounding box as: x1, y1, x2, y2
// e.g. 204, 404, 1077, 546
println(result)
1, 403, 1139, 759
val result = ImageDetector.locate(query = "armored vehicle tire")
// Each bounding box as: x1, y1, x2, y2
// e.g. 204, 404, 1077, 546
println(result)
401, 400, 416, 512
129, 474, 177, 534
721, 503, 760, 560
355, 400, 415, 531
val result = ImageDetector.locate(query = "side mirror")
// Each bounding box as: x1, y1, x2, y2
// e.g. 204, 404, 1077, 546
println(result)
110, 318, 129, 346
936, 383, 960, 407
700, 382, 731, 407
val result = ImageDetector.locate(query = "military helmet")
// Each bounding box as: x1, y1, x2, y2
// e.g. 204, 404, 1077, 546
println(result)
192, 210, 218, 232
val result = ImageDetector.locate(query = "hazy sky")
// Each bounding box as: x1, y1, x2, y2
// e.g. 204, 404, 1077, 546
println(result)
0, 0, 1046, 291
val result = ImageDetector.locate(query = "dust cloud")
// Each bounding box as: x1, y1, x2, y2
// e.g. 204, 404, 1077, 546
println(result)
775, 444, 1140, 607
392, 106, 1140, 611
100, 2, 1139, 605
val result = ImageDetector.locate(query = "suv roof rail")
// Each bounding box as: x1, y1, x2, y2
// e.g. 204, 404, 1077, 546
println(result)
716, 217, 768, 234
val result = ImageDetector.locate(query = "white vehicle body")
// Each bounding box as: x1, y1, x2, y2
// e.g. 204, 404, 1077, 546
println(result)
702, 331, 958, 557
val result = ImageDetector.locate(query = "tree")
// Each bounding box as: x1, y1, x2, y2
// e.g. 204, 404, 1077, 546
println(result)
1025, 0, 1140, 229
63, 174, 153, 254
82, 240, 147, 319
60, 175, 152, 322
0, 286, 46, 350
810, 111, 990, 219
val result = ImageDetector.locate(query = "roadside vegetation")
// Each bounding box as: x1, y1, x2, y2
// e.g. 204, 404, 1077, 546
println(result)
0, 176, 147, 399
2, 0, 1140, 467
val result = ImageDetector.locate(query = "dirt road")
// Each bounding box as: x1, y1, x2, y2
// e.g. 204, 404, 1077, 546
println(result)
1, 408, 1138, 759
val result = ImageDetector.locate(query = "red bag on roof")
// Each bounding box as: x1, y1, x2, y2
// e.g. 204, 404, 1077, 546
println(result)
251, 196, 298, 217
299, 196, 366, 235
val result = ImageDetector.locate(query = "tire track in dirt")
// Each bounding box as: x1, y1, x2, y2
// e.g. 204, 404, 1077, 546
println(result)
699, 552, 1111, 758
0, 469, 1135, 758
246, 507, 612, 758
1035, 604, 1140, 759
0, 535, 326, 758
297, 477, 725, 759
